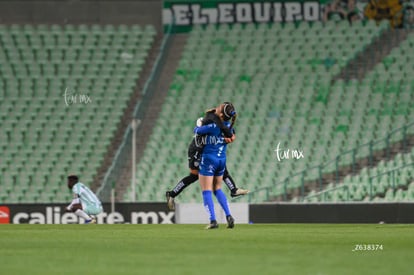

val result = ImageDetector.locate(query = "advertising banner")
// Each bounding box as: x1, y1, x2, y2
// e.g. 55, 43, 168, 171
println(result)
163, 0, 327, 32
163, 0, 414, 32
175, 203, 249, 224
0, 203, 175, 224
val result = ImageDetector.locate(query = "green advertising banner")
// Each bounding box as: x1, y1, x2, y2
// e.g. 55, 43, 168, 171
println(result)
163, 0, 330, 32
163, 0, 414, 32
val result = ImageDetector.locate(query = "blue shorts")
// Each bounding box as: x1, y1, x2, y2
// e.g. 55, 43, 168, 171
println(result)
199, 154, 226, 177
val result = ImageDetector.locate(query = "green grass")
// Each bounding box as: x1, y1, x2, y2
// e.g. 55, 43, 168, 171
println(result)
0, 224, 413, 275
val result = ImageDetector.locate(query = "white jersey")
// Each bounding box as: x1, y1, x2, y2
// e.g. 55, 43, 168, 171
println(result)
72, 182, 101, 208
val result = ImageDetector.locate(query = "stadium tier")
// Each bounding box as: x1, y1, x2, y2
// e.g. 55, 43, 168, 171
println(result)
302, 147, 414, 202
129, 20, 413, 203
0, 24, 156, 203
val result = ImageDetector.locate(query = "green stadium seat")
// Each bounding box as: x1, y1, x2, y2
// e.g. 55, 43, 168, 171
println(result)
0, 23, 156, 203
111, 20, 414, 203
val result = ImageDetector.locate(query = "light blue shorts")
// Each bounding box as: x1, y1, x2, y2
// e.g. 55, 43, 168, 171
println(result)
83, 204, 103, 215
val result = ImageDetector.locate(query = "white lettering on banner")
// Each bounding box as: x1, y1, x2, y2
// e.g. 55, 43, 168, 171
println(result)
31, 213, 45, 224
11, 207, 175, 224
53, 207, 60, 224
253, 3, 271, 22
203, 7, 219, 24
173, 5, 190, 25
131, 211, 158, 224
273, 3, 283, 22
13, 213, 29, 224
97, 212, 125, 224
164, 2, 322, 27
61, 213, 78, 224
130, 211, 175, 224
108, 212, 125, 224
158, 212, 175, 224
192, 4, 208, 24
12, 208, 80, 224
304, 2, 319, 21
218, 3, 234, 23
236, 3, 252, 23
285, 2, 302, 21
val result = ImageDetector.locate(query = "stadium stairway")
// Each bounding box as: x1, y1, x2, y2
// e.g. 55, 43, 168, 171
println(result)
114, 34, 188, 201
91, 32, 163, 191
334, 28, 413, 81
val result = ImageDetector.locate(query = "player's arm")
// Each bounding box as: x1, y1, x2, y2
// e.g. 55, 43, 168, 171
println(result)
194, 123, 217, 135
204, 112, 233, 138
65, 193, 81, 212
224, 133, 236, 144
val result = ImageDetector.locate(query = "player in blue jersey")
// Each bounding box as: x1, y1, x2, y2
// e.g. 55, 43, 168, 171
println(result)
165, 106, 248, 210
65, 175, 103, 224
194, 102, 237, 229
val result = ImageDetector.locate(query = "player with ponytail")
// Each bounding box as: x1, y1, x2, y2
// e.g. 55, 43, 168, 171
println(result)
166, 103, 248, 212
194, 102, 238, 229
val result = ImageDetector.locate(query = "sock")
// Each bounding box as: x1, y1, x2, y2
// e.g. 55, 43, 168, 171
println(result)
202, 190, 216, 222
170, 173, 199, 197
223, 169, 237, 194
214, 189, 231, 216
75, 209, 91, 220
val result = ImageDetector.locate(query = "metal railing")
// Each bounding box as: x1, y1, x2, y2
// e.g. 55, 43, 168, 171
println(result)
368, 162, 414, 199
248, 121, 414, 203
303, 184, 350, 203
96, 20, 175, 202
302, 162, 413, 202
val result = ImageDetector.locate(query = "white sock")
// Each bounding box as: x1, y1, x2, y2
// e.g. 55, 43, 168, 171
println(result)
75, 209, 91, 220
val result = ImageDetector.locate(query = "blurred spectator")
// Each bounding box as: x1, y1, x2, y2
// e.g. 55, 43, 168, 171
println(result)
364, 0, 404, 28
324, 0, 361, 24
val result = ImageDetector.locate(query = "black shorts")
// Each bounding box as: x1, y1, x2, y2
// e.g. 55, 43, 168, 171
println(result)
188, 138, 202, 170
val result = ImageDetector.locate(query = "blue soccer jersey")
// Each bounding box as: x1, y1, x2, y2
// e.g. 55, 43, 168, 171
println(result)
194, 121, 233, 176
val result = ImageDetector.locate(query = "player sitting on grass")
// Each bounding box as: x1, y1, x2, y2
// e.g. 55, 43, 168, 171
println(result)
65, 175, 103, 224
166, 104, 249, 211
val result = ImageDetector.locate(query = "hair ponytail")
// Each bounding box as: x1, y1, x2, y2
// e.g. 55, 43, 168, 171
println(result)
222, 102, 236, 127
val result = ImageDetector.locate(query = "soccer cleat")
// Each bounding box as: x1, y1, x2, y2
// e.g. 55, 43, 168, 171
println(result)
85, 217, 96, 224
205, 220, 219, 229
226, 215, 235, 229
166, 191, 175, 211
231, 188, 249, 197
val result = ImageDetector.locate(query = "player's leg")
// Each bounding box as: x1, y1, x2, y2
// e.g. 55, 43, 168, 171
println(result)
213, 165, 234, 228
83, 204, 102, 224
199, 155, 218, 229
169, 171, 199, 198
166, 148, 201, 210
166, 170, 198, 211
199, 174, 218, 229
67, 203, 96, 223
223, 166, 249, 197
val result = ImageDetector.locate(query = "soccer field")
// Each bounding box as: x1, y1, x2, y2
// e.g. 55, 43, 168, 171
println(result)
1, 224, 413, 275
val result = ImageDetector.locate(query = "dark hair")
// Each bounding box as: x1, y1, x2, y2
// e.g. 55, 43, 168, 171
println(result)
222, 102, 236, 121
68, 175, 79, 182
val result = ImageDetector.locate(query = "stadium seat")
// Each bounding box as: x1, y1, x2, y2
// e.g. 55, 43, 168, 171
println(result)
127, 21, 414, 203
0, 23, 156, 203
